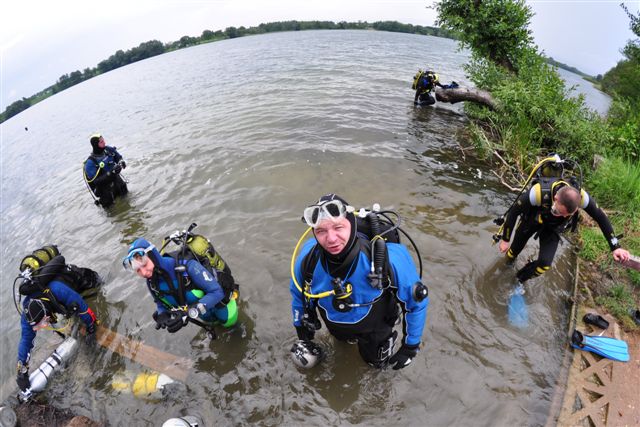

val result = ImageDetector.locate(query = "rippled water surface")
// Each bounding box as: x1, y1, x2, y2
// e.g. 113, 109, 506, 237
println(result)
1, 30, 604, 426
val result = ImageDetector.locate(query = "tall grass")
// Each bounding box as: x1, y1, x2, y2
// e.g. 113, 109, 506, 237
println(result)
586, 157, 640, 223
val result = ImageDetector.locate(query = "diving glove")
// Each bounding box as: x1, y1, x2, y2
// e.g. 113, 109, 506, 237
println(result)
295, 326, 315, 342
389, 343, 419, 370
113, 164, 122, 174
153, 311, 171, 330
166, 313, 187, 333
16, 362, 30, 391
85, 323, 97, 346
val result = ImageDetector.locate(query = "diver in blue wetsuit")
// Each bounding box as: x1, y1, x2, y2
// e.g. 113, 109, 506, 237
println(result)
83, 133, 128, 207
15, 248, 100, 393
290, 194, 429, 370
123, 237, 238, 337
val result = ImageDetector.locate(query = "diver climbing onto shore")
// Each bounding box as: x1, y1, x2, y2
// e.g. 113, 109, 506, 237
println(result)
494, 154, 630, 284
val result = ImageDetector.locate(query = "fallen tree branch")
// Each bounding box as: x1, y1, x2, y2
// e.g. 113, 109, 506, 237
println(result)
435, 86, 497, 110
491, 170, 520, 192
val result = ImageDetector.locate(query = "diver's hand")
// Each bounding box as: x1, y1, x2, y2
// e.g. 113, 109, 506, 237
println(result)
389, 344, 419, 370
295, 326, 315, 341
16, 363, 30, 391
113, 164, 122, 174
153, 311, 171, 330
85, 323, 97, 346
613, 248, 630, 263
166, 313, 187, 333
499, 240, 510, 253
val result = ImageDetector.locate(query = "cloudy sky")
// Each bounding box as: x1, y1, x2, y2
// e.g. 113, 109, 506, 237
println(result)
1, 0, 637, 109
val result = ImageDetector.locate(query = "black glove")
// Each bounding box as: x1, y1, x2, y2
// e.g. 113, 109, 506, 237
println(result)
295, 326, 315, 341
17, 367, 30, 392
120, 161, 126, 169
85, 323, 97, 346
166, 313, 186, 333
153, 311, 171, 330
388, 343, 419, 370
113, 164, 122, 174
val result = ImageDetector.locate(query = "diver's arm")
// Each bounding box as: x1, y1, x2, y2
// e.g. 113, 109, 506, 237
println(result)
391, 246, 429, 346
50, 282, 95, 328
501, 192, 531, 242
18, 313, 36, 365
581, 192, 626, 256
187, 261, 224, 309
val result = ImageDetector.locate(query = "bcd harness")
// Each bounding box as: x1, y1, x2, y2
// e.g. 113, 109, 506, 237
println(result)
149, 224, 239, 336
530, 177, 581, 234
14, 247, 97, 335
292, 209, 427, 334
493, 154, 584, 243
83, 147, 119, 185
412, 70, 438, 91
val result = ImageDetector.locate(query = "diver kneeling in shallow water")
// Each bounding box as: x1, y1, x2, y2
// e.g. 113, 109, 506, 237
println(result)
124, 231, 238, 340
290, 194, 429, 369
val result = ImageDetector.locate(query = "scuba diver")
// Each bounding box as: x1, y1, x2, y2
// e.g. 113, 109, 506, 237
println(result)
123, 226, 239, 340
83, 133, 128, 207
412, 69, 458, 106
495, 154, 630, 284
290, 194, 429, 370
14, 245, 101, 393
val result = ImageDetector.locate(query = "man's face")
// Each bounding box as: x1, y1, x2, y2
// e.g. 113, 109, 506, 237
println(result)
98, 137, 106, 149
551, 194, 576, 217
135, 255, 155, 279
314, 216, 351, 255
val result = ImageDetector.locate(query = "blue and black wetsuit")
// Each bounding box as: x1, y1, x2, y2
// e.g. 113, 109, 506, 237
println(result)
291, 237, 429, 366
135, 240, 233, 326
18, 281, 96, 366
84, 145, 127, 207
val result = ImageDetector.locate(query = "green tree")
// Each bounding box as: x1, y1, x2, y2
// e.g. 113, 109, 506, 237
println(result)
435, 0, 534, 73
4, 98, 31, 120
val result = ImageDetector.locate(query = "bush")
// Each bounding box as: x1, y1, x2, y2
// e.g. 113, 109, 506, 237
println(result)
587, 157, 640, 222
463, 50, 609, 172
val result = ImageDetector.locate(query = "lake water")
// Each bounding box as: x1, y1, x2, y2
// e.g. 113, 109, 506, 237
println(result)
0, 30, 607, 426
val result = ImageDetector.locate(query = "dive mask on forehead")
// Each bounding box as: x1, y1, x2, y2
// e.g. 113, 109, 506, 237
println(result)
302, 199, 354, 228
122, 244, 155, 271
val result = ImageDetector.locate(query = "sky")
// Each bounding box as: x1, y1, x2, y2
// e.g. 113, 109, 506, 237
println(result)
1, 0, 638, 109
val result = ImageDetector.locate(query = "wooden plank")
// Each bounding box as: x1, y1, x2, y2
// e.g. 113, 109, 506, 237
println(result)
95, 325, 192, 382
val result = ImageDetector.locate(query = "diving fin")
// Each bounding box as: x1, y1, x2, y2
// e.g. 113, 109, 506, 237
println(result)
508, 282, 528, 328
571, 330, 629, 362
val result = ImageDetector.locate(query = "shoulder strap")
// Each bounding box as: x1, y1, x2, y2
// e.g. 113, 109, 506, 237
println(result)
301, 245, 321, 286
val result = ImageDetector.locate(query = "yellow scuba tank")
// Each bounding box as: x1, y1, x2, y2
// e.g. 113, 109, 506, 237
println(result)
185, 234, 226, 272
412, 70, 424, 90
19, 245, 61, 272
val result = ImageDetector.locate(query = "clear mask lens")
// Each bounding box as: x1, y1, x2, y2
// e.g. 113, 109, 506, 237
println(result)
122, 245, 154, 271
303, 200, 353, 227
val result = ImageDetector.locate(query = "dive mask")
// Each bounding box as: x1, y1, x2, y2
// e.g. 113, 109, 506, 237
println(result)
303, 199, 354, 228
122, 244, 155, 271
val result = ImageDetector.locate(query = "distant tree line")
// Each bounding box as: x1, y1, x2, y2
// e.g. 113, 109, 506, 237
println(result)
545, 57, 601, 81
1, 20, 456, 123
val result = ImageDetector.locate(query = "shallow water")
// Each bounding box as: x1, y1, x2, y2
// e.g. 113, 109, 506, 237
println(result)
0, 30, 599, 425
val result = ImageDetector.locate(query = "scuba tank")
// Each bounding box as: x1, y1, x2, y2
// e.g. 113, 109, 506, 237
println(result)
161, 415, 202, 427
19, 337, 78, 402
111, 371, 176, 398
492, 154, 583, 243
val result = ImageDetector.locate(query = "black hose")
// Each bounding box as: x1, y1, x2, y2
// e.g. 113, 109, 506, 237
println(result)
368, 212, 387, 289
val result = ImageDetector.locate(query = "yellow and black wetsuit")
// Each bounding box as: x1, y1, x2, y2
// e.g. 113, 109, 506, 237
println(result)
501, 180, 619, 282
